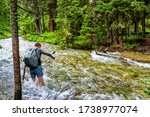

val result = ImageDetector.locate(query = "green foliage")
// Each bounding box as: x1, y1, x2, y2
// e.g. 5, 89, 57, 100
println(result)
56, 0, 82, 48
146, 27, 150, 32
25, 31, 61, 45
73, 35, 92, 49
127, 35, 143, 40
18, 15, 36, 35
144, 87, 150, 95
0, 0, 11, 38
9, 0, 150, 49
123, 43, 138, 50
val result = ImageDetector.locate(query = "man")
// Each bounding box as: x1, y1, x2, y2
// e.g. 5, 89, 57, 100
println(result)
29, 42, 55, 87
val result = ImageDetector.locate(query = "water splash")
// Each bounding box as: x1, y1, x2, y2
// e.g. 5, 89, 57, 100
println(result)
91, 51, 119, 64
91, 51, 150, 68
124, 58, 150, 68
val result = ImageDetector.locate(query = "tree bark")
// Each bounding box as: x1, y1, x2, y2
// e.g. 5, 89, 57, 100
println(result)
142, 11, 146, 34
34, 0, 42, 34
48, 3, 54, 32
134, 21, 137, 34
113, 29, 118, 45
42, 8, 45, 32
106, 21, 113, 43
119, 29, 124, 46
91, 0, 98, 45
134, 12, 139, 34
10, 0, 22, 100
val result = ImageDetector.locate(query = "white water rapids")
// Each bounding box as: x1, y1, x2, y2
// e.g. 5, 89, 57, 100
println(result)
0, 38, 150, 100
91, 51, 150, 68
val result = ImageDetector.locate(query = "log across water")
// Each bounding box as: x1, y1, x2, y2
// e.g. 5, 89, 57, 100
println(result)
95, 51, 130, 63
95, 51, 150, 67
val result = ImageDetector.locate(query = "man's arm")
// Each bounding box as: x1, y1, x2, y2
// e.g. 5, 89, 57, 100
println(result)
40, 49, 55, 59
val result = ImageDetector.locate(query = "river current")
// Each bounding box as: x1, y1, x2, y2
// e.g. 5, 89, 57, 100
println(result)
0, 38, 150, 100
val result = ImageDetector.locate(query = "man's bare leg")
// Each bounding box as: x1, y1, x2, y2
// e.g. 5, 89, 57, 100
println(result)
32, 78, 36, 81
30, 78, 36, 87
38, 76, 43, 87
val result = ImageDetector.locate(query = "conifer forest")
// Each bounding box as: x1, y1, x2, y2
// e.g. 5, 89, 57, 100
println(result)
0, 0, 150, 100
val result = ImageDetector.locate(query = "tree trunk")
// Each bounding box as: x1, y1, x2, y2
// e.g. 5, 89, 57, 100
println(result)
134, 21, 137, 34
106, 21, 113, 43
49, 15, 54, 32
95, 51, 133, 63
34, 0, 42, 34
91, 0, 98, 46
10, 0, 22, 100
42, 8, 45, 32
134, 12, 139, 34
48, 3, 54, 32
119, 29, 124, 46
142, 11, 146, 34
113, 29, 118, 45
127, 27, 130, 36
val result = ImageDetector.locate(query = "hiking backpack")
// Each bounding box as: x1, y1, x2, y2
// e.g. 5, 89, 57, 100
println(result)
23, 48, 39, 67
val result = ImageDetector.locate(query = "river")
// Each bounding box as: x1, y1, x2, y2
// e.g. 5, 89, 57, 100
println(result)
0, 38, 150, 100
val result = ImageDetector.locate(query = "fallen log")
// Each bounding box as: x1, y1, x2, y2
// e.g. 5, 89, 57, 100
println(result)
95, 51, 131, 63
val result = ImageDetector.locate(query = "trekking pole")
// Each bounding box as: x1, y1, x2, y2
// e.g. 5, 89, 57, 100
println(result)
22, 64, 27, 80
52, 51, 55, 54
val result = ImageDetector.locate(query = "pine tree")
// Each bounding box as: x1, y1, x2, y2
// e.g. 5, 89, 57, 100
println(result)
10, 0, 22, 100
56, 0, 82, 47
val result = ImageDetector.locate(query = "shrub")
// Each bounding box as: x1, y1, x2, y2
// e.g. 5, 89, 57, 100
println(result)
25, 31, 61, 45
123, 43, 138, 50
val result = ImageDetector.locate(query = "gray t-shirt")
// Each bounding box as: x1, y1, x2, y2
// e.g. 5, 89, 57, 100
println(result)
34, 48, 54, 65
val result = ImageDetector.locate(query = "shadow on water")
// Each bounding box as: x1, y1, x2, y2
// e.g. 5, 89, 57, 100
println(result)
0, 38, 150, 100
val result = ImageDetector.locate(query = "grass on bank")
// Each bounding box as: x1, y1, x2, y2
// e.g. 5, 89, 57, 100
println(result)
121, 52, 150, 63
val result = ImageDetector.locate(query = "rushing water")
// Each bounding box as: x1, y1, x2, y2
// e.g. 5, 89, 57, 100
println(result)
0, 38, 150, 100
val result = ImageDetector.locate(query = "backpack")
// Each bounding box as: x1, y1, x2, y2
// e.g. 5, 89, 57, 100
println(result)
23, 48, 39, 67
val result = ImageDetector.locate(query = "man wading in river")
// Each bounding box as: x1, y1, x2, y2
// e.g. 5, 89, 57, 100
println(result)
24, 42, 55, 88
